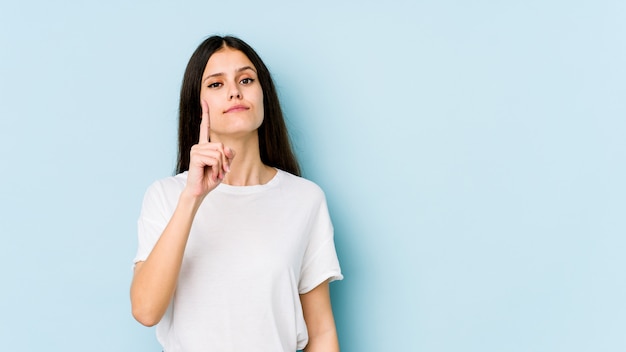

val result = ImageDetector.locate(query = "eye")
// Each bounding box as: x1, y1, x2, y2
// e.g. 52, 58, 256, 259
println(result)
240, 78, 255, 85
207, 82, 222, 88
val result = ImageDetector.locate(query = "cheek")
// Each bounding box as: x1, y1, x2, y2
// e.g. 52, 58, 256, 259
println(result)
201, 95, 221, 114
254, 90, 264, 117
256, 100, 265, 122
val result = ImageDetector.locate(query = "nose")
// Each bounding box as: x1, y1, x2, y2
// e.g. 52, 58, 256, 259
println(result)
228, 84, 242, 100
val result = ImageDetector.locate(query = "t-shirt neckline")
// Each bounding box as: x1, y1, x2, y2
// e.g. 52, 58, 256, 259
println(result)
213, 168, 281, 194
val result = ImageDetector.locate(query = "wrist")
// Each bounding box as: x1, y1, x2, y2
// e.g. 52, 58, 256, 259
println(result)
178, 189, 206, 213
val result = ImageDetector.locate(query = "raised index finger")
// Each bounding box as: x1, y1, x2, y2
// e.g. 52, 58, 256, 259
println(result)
199, 99, 210, 143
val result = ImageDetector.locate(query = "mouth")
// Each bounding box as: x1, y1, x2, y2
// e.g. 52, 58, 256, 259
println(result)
225, 105, 249, 113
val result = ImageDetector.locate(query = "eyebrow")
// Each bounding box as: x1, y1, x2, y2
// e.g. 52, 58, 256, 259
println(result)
202, 66, 257, 83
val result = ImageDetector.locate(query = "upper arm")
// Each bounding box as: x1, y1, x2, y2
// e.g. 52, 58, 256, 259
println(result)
132, 261, 144, 276
300, 280, 339, 349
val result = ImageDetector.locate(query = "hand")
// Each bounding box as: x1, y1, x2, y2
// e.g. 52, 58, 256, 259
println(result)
184, 100, 235, 198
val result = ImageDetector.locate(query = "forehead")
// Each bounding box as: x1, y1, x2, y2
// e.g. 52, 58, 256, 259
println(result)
203, 47, 257, 75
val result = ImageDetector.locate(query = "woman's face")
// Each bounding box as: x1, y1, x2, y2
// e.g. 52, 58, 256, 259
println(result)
200, 47, 264, 141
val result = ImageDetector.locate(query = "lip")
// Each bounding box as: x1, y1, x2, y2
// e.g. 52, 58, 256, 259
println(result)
224, 105, 249, 113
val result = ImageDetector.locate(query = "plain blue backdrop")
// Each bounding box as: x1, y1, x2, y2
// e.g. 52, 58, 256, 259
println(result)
1, 0, 624, 351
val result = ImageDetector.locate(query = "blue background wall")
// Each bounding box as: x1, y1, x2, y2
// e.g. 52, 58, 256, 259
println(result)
1, 1, 624, 351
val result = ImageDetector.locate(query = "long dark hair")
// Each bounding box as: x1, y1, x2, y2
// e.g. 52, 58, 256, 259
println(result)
176, 35, 300, 176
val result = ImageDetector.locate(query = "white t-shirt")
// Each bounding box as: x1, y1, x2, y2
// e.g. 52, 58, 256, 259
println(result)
134, 169, 343, 352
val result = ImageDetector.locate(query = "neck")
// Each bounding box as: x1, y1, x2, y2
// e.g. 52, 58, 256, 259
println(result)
212, 133, 276, 186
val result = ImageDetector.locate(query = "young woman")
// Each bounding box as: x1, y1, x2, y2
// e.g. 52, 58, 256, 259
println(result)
130, 35, 343, 352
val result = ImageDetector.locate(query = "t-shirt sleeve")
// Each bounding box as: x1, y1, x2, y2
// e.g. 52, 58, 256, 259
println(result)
298, 193, 343, 294
133, 181, 170, 265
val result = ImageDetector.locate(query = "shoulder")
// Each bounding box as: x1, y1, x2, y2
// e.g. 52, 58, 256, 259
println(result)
143, 172, 188, 200
276, 169, 326, 202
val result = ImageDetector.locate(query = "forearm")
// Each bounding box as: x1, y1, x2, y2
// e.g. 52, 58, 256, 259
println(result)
304, 329, 339, 352
130, 191, 204, 326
